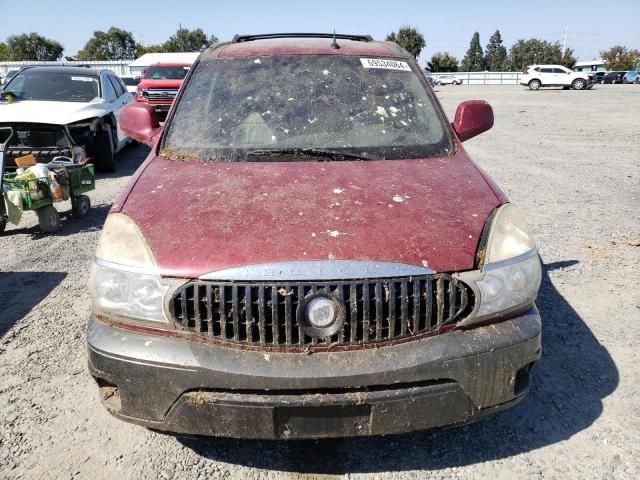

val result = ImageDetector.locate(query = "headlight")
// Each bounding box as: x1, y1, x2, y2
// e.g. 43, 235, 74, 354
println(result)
89, 213, 178, 324
459, 204, 541, 323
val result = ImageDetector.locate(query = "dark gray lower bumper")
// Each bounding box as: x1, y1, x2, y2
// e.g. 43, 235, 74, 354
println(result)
87, 307, 541, 439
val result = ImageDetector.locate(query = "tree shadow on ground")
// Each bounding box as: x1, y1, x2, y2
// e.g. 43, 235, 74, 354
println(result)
178, 259, 618, 473
0, 271, 67, 337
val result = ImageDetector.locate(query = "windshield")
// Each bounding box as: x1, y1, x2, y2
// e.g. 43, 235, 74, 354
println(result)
5, 71, 100, 102
144, 65, 189, 80
163, 55, 451, 161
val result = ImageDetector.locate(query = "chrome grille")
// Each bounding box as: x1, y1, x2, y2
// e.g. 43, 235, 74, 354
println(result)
170, 274, 474, 350
145, 88, 178, 102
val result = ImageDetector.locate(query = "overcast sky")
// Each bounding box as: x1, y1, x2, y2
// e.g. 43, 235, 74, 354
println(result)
1, 0, 638, 64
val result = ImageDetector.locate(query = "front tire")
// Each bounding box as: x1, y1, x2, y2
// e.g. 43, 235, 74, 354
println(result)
571, 79, 586, 90
528, 79, 541, 90
37, 206, 61, 233
94, 125, 116, 173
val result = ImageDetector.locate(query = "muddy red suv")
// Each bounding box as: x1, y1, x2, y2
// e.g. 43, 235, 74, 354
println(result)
88, 33, 542, 439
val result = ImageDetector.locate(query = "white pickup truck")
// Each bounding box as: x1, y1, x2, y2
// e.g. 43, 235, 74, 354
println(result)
520, 65, 594, 90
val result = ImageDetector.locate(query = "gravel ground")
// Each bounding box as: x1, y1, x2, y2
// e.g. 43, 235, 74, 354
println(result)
1, 84, 639, 480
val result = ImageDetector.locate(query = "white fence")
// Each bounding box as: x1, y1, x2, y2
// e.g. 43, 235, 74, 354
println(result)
0, 60, 130, 77
0, 61, 524, 85
432, 71, 523, 85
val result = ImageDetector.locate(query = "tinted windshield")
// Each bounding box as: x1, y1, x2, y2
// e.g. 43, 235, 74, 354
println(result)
5, 71, 100, 102
163, 55, 451, 161
144, 65, 189, 80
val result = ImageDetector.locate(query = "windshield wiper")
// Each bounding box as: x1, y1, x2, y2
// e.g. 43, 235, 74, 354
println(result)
246, 148, 375, 161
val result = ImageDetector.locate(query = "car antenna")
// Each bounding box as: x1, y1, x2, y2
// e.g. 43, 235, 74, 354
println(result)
331, 30, 340, 49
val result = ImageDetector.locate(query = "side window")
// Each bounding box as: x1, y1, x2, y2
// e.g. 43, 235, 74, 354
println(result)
102, 75, 117, 102
108, 75, 125, 97
553, 68, 567, 74
540, 68, 553, 74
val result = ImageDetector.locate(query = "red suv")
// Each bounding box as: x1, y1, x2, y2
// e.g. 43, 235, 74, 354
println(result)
135, 63, 191, 119
88, 33, 542, 439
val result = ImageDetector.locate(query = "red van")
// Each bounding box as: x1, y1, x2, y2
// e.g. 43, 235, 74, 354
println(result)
88, 33, 542, 439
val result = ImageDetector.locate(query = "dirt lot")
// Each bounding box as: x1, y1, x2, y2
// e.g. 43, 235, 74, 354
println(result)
1, 84, 639, 480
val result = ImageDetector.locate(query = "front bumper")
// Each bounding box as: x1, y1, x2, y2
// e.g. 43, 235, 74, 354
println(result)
87, 307, 541, 439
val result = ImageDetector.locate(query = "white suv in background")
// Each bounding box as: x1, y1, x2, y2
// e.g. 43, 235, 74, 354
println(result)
520, 65, 594, 90
435, 74, 463, 86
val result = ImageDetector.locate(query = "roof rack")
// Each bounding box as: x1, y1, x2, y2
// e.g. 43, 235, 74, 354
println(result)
232, 33, 373, 43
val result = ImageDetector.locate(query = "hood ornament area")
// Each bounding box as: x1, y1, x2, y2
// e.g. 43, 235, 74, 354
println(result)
199, 260, 435, 281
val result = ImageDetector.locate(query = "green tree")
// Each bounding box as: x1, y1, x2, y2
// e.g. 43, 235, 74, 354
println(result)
428, 52, 459, 72
136, 43, 167, 55
600, 45, 640, 70
461, 32, 485, 71
385, 26, 426, 58
484, 30, 507, 71
6, 33, 63, 61
77, 27, 138, 60
508, 38, 576, 70
162, 28, 217, 52
0, 42, 8, 61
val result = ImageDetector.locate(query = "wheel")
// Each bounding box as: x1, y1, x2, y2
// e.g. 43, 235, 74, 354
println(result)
72, 195, 91, 219
528, 79, 541, 90
571, 79, 586, 90
37, 205, 61, 233
623, 78, 629, 84
94, 124, 116, 173
436, 81, 442, 86
635, 78, 640, 84
0, 217, 6, 235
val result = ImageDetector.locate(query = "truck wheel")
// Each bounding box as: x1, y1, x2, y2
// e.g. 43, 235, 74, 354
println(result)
72, 195, 91, 219
528, 79, 541, 90
94, 125, 116, 173
37, 206, 61, 233
571, 79, 586, 90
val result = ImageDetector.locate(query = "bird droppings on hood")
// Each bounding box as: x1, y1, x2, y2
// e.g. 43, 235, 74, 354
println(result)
322, 69, 330, 75
327, 230, 341, 237
263, 353, 270, 361
389, 106, 400, 117
376, 106, 388, 118
422, 260, 429, 268
253, 59, 262, 64
328, 252, 336, 259
261, 110, 271, 116
333, 188, 344, 194
311, 232, 316, 237
308, 117, 318, 124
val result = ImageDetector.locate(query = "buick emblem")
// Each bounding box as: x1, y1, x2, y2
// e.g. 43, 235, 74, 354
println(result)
306, 297, 337, 328
297, 293, 345, 337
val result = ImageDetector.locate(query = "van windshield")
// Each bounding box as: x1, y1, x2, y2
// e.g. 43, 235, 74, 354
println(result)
162, 55, 452, 161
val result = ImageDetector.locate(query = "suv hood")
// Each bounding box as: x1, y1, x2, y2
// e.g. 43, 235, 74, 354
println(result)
0, 99, 107, 125
118, 153, 502, 278
137, 79, 183, 89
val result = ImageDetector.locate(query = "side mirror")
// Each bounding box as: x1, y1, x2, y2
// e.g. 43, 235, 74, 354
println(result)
120, 103, 162, 146
452, 100, 494, 142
